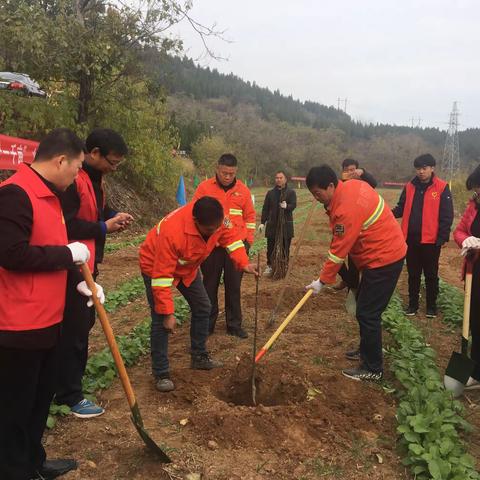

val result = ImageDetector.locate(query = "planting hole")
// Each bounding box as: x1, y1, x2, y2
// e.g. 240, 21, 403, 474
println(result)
217, 354, 307, 406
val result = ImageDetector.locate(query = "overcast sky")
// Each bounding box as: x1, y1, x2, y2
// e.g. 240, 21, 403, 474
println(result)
170, 0, 479, 130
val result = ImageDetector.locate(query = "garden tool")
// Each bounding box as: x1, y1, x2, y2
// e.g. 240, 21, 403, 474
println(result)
444, 252, 478, 398
256, 289, 313, 363
80, 264, 171, 462
251, 253, 260, 405
267, 199, 317, 327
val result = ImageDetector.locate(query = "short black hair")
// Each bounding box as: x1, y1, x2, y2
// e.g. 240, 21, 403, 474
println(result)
275, 170, 287, 178
218, 153, 237, 167
466, 165, 480, 190
192, 196, 224, 225
34, 128, 84, 163
414, 153, 436, 168
306, 165, 338, 190
85, 128, 128, 157
342, 158, 359, 169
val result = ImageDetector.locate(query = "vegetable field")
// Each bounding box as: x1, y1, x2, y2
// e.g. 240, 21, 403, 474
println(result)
45, 188, 480, 480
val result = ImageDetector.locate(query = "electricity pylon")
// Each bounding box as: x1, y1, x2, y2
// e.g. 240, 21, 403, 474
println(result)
442, 102, 460, 186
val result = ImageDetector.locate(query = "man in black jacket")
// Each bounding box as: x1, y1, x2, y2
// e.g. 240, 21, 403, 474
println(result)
341, 158, 377, 188
392, 154, 454, 317
55, 129, 133, 418
259, 171, 297, 276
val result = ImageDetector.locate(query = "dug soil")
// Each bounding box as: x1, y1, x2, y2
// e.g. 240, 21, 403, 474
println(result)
45, 189, 478, 479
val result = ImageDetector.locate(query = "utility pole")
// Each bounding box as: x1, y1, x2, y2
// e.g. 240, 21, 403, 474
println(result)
344, 98, 347, 114
337, 97, 341, 111
337, 97, 347, 112
441, 102, 460, 186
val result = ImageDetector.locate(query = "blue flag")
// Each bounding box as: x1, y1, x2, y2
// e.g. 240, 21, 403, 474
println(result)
176, 175, 187, 206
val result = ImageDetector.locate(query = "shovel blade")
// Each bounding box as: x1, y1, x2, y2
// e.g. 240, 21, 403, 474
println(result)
444, 351, 475, 396
130, 404, 171, 463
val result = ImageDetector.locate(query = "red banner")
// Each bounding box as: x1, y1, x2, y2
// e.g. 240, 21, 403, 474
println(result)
0, 134, 39, 170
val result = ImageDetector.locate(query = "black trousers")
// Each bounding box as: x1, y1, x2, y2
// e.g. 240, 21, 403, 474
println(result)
0, 343, 58, 480
356, 258, 404, 372
201, 246, 245, 332
55, 270, 95, 407
470, 261, 480, 380
266, 236, 292, 266
338, 256, 360, 289
406, 243, 441, 309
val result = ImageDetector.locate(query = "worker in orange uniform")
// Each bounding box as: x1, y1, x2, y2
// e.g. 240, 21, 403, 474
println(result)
305, 165, 406, 381
193, 154, 256, 338
139, 196, 258, 392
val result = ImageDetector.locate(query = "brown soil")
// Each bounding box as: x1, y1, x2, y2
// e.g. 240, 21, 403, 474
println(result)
45, 187, 478, 480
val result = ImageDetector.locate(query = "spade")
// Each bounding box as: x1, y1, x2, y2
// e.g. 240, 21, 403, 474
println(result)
444, 253, 477, 397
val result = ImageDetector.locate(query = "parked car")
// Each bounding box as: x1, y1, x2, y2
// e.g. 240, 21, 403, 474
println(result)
0, 72, 46, 98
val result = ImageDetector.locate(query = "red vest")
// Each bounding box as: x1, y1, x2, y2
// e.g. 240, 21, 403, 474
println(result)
0, 164, 68, 331
401, 176, 447, 244
71, 169, 98, 271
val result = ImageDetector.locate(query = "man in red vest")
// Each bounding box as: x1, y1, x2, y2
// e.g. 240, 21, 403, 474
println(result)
393, 154, 454, 317
0, 129, 103, 480
56, 129, 133, 418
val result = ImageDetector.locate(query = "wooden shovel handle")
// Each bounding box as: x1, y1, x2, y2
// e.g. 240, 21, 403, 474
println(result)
256, 289, 313, 362
80, 263, 137, 408
268, 199, 317, 326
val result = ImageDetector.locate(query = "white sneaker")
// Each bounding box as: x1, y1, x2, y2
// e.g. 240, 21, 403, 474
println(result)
465, 377, 480, 390
263, 265, 272, 276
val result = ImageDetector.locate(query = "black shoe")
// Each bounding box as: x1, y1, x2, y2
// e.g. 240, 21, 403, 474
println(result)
345, 348, 360, 361
342, 367, 383, 382
426, 307, 437, 318
227, 327, 248, 339
36, 459, 77, 479
405, 306, 418, 316
191, 352, 223, 370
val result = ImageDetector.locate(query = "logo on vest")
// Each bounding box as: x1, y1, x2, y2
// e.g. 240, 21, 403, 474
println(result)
223, 217, 233, 229
334, 224, 345, 236
432, 191, 438, 199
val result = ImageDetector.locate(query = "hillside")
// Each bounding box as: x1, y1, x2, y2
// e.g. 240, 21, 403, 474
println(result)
144, 53, 480, 182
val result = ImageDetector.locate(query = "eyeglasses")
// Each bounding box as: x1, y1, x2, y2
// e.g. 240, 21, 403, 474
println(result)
104, 155, 125, 167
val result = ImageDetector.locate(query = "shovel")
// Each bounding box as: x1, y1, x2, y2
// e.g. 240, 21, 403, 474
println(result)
80, 264, 172, 462
444, 253, 477, 398
251, 253, 260, 405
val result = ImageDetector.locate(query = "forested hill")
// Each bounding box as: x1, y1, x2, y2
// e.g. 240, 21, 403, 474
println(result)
143, 53, 480, 182
145, 52, 350, 129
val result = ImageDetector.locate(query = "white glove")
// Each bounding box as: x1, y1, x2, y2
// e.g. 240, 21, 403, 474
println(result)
67, 242, 90, 265
280, 201, 287, 209
77, 281, 105, 307
461, 236, 480, 256
258, 223, 265, 233
305, 279, 323, 295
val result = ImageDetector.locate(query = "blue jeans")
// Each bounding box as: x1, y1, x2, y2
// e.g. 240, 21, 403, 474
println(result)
142, 271, 211, 378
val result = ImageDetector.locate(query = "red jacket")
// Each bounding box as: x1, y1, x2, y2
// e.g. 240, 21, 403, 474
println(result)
454, 199, 480, 277
401, 176, 448, 244
139, 202, 249, 314
70, 169, 97, 271
0, 164, 68, 331
193, 177, 256, 244
320, 180, 407, 284
454, 200, 479, 247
